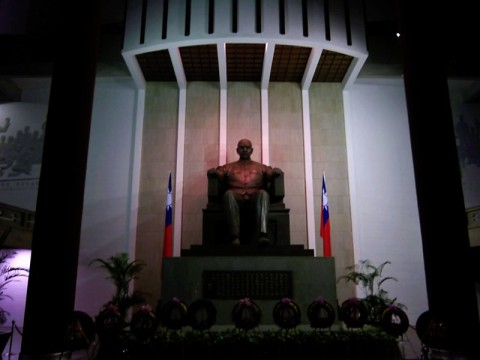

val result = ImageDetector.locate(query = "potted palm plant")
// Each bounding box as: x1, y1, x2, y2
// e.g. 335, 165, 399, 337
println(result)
337, 259, 409, 334
89, 252, 148, 319
0, 249, 30, 324
0, 249, 30, 352
89, 252, 149, 359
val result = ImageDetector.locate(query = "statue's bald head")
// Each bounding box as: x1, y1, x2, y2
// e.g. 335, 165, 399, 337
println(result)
236, 138, 253, 160
237, 138, 252, 148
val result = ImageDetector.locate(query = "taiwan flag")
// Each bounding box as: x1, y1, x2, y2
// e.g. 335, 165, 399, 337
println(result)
163, 172, 173, 257
320, 172, 331, 257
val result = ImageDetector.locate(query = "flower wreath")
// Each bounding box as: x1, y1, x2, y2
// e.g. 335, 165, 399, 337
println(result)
130, 304, 157, 339
232, 297, 262, 330
307, 296, 336, 329
380, 305, 409, 337
339, 297, 368, 328
415, 310, 450, 349
65, 311, 96, 351
187, 299, 217, 331
94, 302, 125, 339
160, 297, 188, 330
272, 297, 301, 329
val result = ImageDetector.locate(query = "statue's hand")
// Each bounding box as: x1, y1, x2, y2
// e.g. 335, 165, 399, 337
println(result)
272, 167, 283, 176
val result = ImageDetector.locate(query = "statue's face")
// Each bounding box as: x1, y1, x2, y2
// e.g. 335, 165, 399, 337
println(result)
237, 139, 253, 159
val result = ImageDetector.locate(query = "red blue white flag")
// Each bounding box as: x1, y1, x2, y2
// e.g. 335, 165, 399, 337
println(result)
163, 172, 173, 257
320, 172, 331, 257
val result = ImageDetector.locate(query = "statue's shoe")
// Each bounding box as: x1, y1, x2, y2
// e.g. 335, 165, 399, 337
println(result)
258, 236, 270, 248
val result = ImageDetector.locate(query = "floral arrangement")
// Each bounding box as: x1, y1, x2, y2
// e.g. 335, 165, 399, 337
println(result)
339, 297, 368, 328
130, 304, 157, 339
232, 297, 262, 330
89, 296, 405, 358
159, 297, 189, 330
379, 304, 410, 336
337, 259, 407, 325
146, 327, 401, 359
95, 302, 125, 340
187, 299, 217, 331
307, 296, 336, 329
337, 259, 409, 335
272, 297, 301, 329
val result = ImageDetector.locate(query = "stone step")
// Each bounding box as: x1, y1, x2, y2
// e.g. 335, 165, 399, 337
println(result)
181, 244, 314, 257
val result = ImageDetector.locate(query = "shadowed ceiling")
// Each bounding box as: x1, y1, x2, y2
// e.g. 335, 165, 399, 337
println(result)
0, 0, 398, 102
0, 0, 478, 103
136, 44, 353, 83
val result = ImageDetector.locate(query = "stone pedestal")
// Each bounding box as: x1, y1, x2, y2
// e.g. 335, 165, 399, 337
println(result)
161, 255, 337, 325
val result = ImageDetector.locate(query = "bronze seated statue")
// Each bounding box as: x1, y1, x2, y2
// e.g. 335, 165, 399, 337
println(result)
203, 168, 290, 246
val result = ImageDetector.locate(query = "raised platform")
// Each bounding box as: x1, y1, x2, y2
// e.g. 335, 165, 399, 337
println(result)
161, 255, 337, 325
181, 244, 314, 257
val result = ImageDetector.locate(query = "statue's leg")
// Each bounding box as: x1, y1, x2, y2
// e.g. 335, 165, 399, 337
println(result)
256, 190, 270, 245
223, 190, 240, 244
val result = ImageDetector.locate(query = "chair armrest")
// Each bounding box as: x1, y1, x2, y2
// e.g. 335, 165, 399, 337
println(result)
269, 172, 285, 204
207, 168, 223, 203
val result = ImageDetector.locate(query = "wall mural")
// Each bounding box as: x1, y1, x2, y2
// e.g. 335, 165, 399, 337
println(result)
456, 113, 480, 168
454, 102, 480, 209
0, 116, 45, 181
